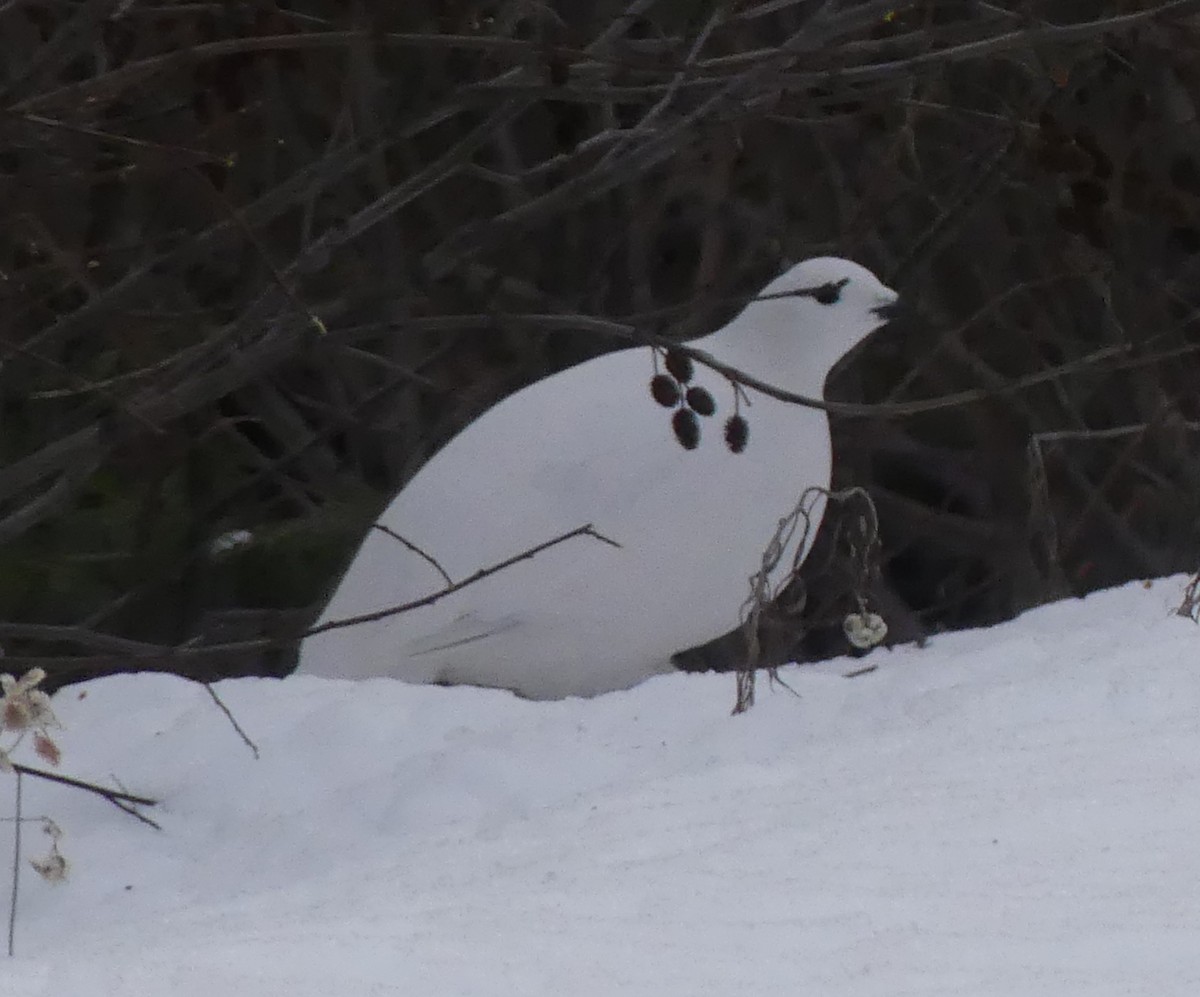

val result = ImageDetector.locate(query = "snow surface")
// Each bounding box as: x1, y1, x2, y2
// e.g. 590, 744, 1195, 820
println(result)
8, 577, 1200, 995
297, 257, 898, 698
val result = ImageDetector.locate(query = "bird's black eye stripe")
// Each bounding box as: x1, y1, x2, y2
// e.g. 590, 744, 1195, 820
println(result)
813, 279, 848, 305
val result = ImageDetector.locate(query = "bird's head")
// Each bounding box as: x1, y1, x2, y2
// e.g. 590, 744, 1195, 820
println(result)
712, 257, 900, 394
761, 256, 899, 327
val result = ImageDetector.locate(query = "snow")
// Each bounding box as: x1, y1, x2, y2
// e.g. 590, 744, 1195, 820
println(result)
7, 577, 1200, 994
297, 258, 898, 698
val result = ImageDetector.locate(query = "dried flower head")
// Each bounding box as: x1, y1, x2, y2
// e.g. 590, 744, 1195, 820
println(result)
2, 696, 31, 732
0, 668, 45, 697
34, 731, 62, 767
26, 820, 68, 883
843, 611, 888, 650
0, 668, 60, 735
30, 846, 68, 885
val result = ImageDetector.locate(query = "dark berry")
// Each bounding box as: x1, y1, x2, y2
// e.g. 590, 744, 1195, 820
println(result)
672, 408, 701, 450
685, 386, 716, 417
650, 374, 681, 408
664, 348, 694, 383
724, 414, 749, 453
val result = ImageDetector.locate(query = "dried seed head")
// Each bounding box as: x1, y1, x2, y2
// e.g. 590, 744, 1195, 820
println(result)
1, 666, 59, 733
672, 408, 701, 450
1, 668, 45, 696
685, 386, 716, 417
843, 611, 888, 649
34, 732, 61, 767
30, 848, 68, 885
664, 349, 694, 384
724, 414, 749, 454
650, 373, 681, 408
2, 696, 32, 732
25, 690, 56, 727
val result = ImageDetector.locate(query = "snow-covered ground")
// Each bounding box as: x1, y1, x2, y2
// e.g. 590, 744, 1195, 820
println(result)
7, 577, 1200, 995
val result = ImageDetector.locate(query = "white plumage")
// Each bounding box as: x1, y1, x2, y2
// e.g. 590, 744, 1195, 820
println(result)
297, 257, 898, 698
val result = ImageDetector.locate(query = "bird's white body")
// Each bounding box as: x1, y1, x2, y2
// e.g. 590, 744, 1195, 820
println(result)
297, 258, 898, 698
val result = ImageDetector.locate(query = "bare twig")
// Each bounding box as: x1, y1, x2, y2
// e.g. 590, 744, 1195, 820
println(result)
734, 485, 882, 713
735, 486, 825, 714
13, 111, 226, 165
202, 683, 259, 760
9, 763, 157, 810
0, 524, 623, 676
370, 524, 453, 587
191, 168, 327, 338
766, 670, 803, 698
305, 523, 620, 637
595, 5, 726, 171
104, 796, 160, 831
327, 305, 1171, 420
7, 770, 20, 958
1177, 574, 1200, 620
0, 624, 163, 655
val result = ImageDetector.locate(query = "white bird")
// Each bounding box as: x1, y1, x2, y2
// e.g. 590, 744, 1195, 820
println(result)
297, 257, 899, 699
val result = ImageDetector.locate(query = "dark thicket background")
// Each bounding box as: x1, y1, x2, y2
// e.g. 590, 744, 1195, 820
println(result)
2, 0, 1200, 687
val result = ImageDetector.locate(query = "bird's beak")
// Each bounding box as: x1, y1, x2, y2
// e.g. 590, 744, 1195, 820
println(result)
872, 298, 902, 322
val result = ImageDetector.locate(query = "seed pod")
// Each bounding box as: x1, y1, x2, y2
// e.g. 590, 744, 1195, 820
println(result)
685, 386, 716, 417
650, 374, 681, 408
724, 414, 749, 454
672, 408, 701, 450
843, 611, 888, 650
664, 348, 694, 384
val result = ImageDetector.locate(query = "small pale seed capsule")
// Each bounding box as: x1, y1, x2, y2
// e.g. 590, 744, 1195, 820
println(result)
843, 611, 888, 649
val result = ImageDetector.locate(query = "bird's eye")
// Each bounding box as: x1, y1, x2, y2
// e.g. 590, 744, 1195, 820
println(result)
813, 281, 844, 305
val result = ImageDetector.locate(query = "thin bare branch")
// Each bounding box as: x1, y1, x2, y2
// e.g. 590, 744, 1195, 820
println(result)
304, 523, 621, 637
7, 771, 21, 957
202, 683, 259, 760
10, 763, 157, 810
370, 524, 453, 588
